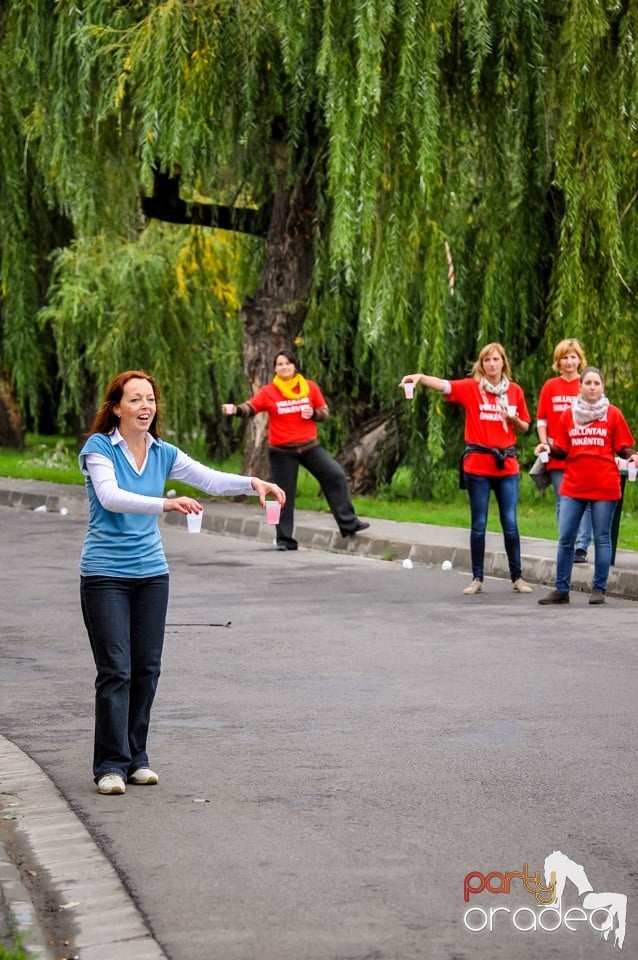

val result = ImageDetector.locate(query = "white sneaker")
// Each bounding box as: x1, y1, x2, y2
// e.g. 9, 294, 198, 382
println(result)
513, 578, 533, 593
97, 773, 126, 795
128, 767, 159, 785
463, 579, 483, 595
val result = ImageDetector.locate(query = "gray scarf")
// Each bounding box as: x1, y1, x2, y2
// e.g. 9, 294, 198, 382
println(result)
480, 376, 511, 431
573, 394, 610, 426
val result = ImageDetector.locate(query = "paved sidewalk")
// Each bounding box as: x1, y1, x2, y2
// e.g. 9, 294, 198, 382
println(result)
1, 476, 637, 959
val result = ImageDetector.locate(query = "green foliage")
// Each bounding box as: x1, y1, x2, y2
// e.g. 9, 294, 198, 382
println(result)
1, 1, 637, 471
0, 930, 30, 960
39, 223, 249, 444
0, 46, 50, 418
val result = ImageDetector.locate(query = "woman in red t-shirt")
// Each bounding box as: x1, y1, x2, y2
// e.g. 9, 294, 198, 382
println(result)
536, 366, 638, 605
401, 342, 532, 596
222, 350, 369, 550
536, 338, 592, 562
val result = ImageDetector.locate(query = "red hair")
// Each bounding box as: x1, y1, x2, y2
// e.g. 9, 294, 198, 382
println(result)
90, 370, 162, 437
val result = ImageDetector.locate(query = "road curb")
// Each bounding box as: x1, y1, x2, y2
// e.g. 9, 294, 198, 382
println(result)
0, 837, 51, 958
0, 737, 168, 960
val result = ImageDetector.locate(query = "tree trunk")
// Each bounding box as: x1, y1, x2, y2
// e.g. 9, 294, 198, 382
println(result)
0, 378, 26, 449
336, 408, 404, 495
239, 139, 315, 479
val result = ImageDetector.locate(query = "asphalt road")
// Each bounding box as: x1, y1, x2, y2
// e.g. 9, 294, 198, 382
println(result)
1, 506, 636, 960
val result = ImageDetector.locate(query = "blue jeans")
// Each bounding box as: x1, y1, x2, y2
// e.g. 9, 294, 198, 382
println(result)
80, 574, 169, 782
463, 472, 522, 582
549, 469, 592, 552
556, 498, 618, 594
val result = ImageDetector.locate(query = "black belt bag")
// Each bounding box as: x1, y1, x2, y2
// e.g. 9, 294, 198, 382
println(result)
459, 444, 518, 489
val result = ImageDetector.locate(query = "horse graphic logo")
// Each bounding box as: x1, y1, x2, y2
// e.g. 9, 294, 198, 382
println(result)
544, 850, 627, 949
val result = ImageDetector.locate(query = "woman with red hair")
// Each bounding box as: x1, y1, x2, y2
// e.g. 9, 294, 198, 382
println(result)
79, 370, 284, 795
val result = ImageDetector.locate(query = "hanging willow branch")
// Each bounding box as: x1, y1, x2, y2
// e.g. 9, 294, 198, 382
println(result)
1, 0, 637, 460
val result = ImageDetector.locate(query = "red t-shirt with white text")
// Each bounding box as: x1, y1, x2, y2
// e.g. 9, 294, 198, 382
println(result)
446, 378, 530, 477
248, 380, 326, 446
554, 405, 634, 501
536, 376, 580, 470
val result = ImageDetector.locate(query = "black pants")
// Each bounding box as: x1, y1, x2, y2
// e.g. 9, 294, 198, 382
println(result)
269, 444, 358, 547
80, 573, 169, 782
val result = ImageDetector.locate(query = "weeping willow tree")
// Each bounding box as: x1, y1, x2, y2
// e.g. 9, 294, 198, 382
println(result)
1, 1, 637, 488
40, 224, 255, 457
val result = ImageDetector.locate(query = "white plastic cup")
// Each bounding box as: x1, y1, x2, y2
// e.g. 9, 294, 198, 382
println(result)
186, 510, 203, 533
403, 382, 415, 400
265, 500, 281, 524
222, 403, 235, 415
507, 405, 517, 417
629, 462, 637, 482
540, 451, 549, 464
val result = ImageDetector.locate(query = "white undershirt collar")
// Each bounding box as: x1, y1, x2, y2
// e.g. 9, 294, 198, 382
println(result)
109, 427, 159, 473
109, 427, 159, 449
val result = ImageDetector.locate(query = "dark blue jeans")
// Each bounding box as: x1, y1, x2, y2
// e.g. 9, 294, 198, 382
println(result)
80, 574, 169, 782
463, 472, 522, 582
549, 469, 592, 552
556, 497, 618, 594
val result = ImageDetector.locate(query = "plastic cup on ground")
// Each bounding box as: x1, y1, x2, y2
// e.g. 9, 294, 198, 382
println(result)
540, 451, 549, 463
186, 510, 203, 533
403, 382, 415, 400
507, 405, 517, 417
265, 500, 281, 524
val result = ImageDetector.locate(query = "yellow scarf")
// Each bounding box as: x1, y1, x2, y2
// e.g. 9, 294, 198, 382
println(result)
273, 373, 310, 400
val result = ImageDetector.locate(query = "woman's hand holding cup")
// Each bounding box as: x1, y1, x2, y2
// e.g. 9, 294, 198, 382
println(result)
251, 479, 286, 508
534, 442, 550, 463
163, 496, 203, 515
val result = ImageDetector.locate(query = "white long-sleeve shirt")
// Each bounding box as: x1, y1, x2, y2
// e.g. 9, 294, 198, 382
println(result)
79, 430, 255, 514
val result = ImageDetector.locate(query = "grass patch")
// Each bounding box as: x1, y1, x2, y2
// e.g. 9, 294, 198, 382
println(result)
0, 434, 79, 484
0, 938, 30, 959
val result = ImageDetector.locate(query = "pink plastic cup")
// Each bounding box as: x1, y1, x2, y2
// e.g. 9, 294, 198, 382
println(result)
403, 382, 415, 400
265, 500, 281, 524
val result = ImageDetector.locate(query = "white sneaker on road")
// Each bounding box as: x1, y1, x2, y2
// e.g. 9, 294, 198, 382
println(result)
97, 773, 126, 795
128, 767, 159, 785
